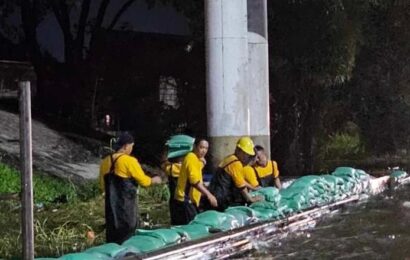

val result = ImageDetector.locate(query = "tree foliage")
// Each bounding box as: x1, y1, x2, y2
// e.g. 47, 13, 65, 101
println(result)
347, 1, 410, 154
1, 0, 409, 173
268, 0, 373, 174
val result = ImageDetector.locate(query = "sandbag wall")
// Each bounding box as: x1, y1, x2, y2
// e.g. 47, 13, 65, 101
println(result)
38, 167, 407, 260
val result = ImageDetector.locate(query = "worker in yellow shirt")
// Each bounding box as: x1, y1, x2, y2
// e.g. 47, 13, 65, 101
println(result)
173, 138, 218, 225
99, 132, 162, 244
243, 156, 261, 189
253, 145, 282, 189
207, 137, 262, 211
161, 155, 183, 225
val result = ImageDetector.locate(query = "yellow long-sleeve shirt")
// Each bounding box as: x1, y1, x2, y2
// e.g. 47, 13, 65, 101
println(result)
99, 153, 151, 191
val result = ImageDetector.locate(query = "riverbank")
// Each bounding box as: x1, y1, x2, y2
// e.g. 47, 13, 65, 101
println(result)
0, 163, 170, 259
0, 109, 101, 183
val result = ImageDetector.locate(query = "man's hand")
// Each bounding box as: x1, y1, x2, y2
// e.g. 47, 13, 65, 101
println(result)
151, 176, 162, 184
249, 195, 263, 203
207, 193, 218, 208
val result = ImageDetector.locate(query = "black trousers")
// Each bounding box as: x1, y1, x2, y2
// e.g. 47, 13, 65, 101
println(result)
168, 177, 178, 225
171, 199, 199, 226
105, 174, 138, 244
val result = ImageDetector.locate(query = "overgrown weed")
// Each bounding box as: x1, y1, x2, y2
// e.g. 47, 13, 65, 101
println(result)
0, 163, 169, 259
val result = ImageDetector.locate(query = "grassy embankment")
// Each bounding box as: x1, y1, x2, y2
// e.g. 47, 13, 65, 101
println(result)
0, 163, 170, 259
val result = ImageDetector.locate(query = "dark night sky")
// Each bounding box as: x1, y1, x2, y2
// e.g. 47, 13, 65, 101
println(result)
35, 1, 190, 61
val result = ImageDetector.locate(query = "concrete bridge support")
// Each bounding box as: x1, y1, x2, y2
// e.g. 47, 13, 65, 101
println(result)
205, 0, 249, 163
205, 0, 270, 164
247, 0, 270, 156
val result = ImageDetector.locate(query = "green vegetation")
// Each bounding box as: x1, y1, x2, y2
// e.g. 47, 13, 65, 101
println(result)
316, 130, 366, 171
0, 163, 91, 204
0, 163, 169, 259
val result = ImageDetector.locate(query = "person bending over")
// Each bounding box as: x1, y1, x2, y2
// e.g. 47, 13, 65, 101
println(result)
207, 137, 262, 211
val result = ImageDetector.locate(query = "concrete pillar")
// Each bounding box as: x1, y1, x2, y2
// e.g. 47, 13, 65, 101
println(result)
205, 0, 249, 164
247, 0, 270, 156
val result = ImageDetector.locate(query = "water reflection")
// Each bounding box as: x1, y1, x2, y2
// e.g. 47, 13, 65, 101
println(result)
246, 185, 410, 259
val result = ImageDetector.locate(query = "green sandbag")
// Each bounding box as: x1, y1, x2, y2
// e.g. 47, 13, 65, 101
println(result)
166, 134, 195, 159
225, 206, 258, 226
322, 175, 342, 188
58, 252, 108, 260
250, 201, 278, 210
166, 134, 195, 148
224, 210, 249, 226
280, 198, 304, 212
251, 207, 281, 220
332, 167, 357, 177
250, 203, 285, 220
250, 187, 280, 203
171, 223, 210, 240
190, 210, 240, 231
225, 206, 258, 217
136, 228, 182, 244
279, 187, 303, 199
391, 170, 408, 179
288, 175, 321, 189
356, 169, 368, 178
167, 147, 192, 159
122, 235, 166, 253
85, 243, 132, 258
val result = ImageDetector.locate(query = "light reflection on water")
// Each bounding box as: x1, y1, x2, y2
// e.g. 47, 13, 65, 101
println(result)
247, 185, 410, 259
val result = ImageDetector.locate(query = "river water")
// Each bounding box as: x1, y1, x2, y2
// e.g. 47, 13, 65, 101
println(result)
248, 184, 410, 259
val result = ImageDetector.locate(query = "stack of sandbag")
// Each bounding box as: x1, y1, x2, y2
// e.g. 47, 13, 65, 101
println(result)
250, 167, 372, 215
248, 187, 285, 220
331, 167, 370, 195
51, 167, 374, 259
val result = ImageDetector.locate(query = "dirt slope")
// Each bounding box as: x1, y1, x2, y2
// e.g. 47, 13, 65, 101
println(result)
0, 109, 101, 182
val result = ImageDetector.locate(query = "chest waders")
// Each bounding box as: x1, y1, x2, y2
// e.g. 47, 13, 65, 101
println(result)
254, 161, 275, 187
167, 164, 179, 224
104, 155, 138, 244
170, 166, 198, 225
208, 159, 246, 211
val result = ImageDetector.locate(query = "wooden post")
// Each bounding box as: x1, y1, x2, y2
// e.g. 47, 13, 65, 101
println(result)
19, 81, 34, 260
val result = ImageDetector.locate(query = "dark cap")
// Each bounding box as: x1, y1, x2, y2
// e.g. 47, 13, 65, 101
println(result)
114, 132, 134, 151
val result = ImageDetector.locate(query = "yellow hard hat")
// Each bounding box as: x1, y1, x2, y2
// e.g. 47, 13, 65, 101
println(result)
236, 136, 255, 156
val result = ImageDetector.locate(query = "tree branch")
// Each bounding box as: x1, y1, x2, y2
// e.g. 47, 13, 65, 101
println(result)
95, 0, 111, 30
88, 0, 110, 59
51, 0, 73, 42
76, 0, 91, 56
108, 0, 136, 30
51, 0, 74, 62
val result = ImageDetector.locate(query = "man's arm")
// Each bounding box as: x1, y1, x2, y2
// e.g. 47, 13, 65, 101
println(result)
274, 177, 282, 189
244, 181, 260, 191
193, 182, 218, 207
240, 188, 263, 203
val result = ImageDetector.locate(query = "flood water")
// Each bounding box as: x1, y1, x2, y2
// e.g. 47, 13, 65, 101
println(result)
248, 184, 410, 259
